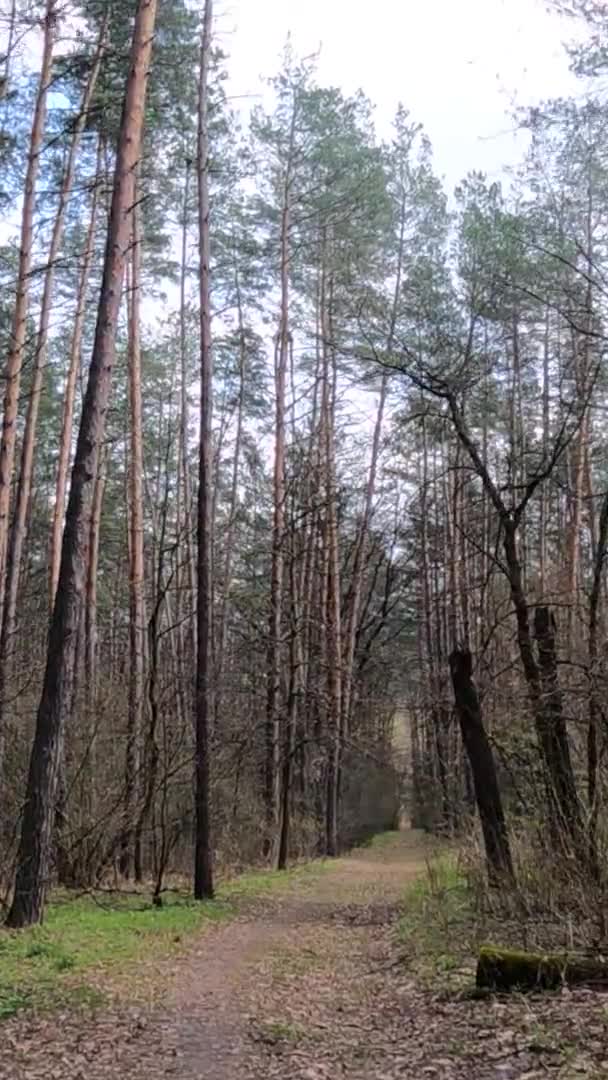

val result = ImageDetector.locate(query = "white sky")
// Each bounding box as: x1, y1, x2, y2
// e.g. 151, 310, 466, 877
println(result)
220, 0, 586, 190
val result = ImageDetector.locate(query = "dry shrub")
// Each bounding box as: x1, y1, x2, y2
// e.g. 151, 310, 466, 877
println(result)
457, 819, 608, 954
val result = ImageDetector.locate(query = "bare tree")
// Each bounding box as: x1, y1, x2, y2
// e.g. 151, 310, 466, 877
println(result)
120, 188, 148, 879
194, 0, 214, 901
50, 136, 104, 609
0, 0, 57, 626
6, 0, 159, 929
264, 92, 298, 857
0, 19, 107, 754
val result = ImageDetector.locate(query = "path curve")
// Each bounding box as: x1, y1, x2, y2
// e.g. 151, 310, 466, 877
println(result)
2, 832, 428, 1080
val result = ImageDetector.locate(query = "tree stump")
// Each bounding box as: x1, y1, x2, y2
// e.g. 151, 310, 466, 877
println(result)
477, 945, 608, 991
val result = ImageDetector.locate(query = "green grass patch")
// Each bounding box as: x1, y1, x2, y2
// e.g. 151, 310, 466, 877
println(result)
0, 857, 326, 1022
0, 889, 230, 1021
360, 830, 402, 850
0, 834, 395, 1022
221, 858, 328, 900
399, 854, 475, 985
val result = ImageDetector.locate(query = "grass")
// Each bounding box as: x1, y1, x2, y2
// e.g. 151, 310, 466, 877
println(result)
0, 888, 230, 1020
0, 858, 322, 1022
399, 853, 475, 985
221, 857, 328, 900
0, 830, 400, 1023
256, 1018, 306, 1044
360, 829, 402, 850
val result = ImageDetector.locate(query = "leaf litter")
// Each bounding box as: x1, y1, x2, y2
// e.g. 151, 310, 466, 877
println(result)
3, 833, 608, 1079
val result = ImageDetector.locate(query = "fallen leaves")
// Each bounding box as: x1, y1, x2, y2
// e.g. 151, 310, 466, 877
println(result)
2, 835, 608, 1079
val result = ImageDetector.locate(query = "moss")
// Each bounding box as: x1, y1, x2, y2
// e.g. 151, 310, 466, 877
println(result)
477, 945, 608, 992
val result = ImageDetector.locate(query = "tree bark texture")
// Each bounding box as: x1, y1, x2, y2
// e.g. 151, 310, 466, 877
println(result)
6, 0, 159, 929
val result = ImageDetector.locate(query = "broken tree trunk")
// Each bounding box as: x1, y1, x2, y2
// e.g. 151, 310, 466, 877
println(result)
449, 648, 515, 887
533, 605, 584, 854
477, 946, 608, 992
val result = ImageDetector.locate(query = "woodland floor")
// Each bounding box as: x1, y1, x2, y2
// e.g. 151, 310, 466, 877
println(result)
2, 831, 608, 1079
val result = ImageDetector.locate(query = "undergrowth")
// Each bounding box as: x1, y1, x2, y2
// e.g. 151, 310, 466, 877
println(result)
0, 858, 326, 1022
398, 833, 607, 992
0, 889, 231, 1020
399, 854, 477, 986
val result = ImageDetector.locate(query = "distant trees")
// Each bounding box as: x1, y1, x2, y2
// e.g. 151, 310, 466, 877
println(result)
399, 106, 608, 874
7, 0, 159, 928
2, 0, 608, 924
0, 3, 403, 922
0, 0, 57, 646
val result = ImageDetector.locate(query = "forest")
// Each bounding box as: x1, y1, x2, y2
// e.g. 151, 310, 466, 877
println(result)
3, 3, 608, 1070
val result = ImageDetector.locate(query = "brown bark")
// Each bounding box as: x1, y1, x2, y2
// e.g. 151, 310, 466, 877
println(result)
6, 0, 158, 929
265, 96, 297, 857
321, 254, 342, 856
121, 189, 147, 879
567, 404, 588, 640
587, 489, 608, 872
533, 605, 582, 850
297, 340, 323, 805
418, 409, 441, 827
177, 158, 197, 664
278, 534, 303, 870
0, 0, 57, 623
216, 255, 247, 723
449, 648, 515, 886
539, 311, 550, 597
84, 445, 106, 827
477, 947, 608, 992
194, 0, 214, 901
0, 20, 107, 753
50, 136, 104, 609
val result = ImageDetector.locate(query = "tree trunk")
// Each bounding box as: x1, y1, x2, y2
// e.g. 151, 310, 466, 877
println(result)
587, 489, 608, 873
533, 605, 582, 851
178, 158, 197, 666
278, 540, 302, 870
0, 0, 56, 624
83, 445, 106, 840
477, 946, 608, 992
0, 15, 106, 676
216, 256, 246, 725
449, 648, 515, 886
567, 406, 588, 644
193, 0, 214, 901
265, 103, 296, 859
121, 189, 148, 879
539, 311, 550, 597
6, 0, 159, 930
50, 135, 104, 609
321, 258, 342, 857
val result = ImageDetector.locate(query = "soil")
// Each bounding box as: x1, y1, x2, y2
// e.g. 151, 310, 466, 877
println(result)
3, 832, 608, 1080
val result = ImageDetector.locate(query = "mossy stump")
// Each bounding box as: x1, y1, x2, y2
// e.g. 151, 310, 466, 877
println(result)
476, 946, 608, 992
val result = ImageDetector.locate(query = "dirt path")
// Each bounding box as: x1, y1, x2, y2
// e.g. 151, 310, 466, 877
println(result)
1, 832, 427, 1079
5, 831, 608, 1079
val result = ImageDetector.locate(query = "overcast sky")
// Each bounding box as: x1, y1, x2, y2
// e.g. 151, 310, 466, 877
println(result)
220, 0, 586, 190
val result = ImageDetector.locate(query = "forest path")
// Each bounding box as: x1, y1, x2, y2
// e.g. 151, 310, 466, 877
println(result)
165, 829, 429, 1080
6, 830, 606, 1078
2, 831, 434, 1080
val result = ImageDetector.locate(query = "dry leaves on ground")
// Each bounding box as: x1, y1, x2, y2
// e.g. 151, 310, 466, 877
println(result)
4, 834, 608, 1079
